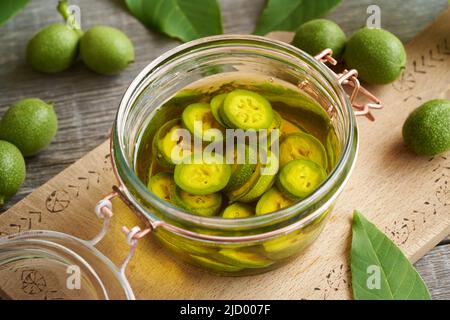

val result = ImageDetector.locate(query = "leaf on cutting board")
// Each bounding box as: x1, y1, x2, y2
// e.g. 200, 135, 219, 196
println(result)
0, 0, 29, 26
351, 211, 431, 300
253, 0, 341, 36
125, 0, 223, 42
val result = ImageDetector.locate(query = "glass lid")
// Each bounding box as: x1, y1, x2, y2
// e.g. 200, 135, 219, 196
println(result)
0, 199, 140, 300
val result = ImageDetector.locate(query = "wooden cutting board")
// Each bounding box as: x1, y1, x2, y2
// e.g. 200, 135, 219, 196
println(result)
1, 9, 449, 300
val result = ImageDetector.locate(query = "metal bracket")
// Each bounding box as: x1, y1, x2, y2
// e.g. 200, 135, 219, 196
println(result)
91, 192, 152, 280
314, 49, 383, 121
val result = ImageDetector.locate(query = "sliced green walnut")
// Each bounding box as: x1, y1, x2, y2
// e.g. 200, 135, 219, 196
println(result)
153, 119, 190, 168
219, 248, 274, 268
238, 173, 276, 203
157, 230, 214, 256
263, 231, 310, 260
279, 132, 327, 169
325, 130, 339, 172
277, 159, 327, 199
268, 111, 283, 130
181, 102, 223, 141
171, 186, 222, 216
148, 172, 175, 203
225, 144, 257, 192
221, 90, 274, 130
157, 234, 209, 257
221, 203, 254, 219
174, 153, 231, 195
210, 93, 228, 127
238, 152, 279, 203
256, 187, 294, 216
226, 163, 262, 202
190, 255, 243, 272
265, 111, 283, 150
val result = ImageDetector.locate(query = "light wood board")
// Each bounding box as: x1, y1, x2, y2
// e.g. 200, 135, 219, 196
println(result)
0, 8, 450, 300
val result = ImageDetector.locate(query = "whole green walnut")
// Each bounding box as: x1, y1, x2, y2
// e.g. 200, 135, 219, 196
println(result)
80, 26, 134, 75
0, 140, 26, 205
27, 23, 81, 73
0, 98, 58, 157
292, 19, 346, 59
344, 27, 406, 84
403, 99, 450, 156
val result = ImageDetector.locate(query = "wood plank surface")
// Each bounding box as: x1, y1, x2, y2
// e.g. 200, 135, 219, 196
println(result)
0, 0, 449, 299
415, 244, 450, 300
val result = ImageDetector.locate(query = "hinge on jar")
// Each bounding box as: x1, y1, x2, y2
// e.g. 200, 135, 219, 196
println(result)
93, 188, 154, 279
314, 49, 383, 121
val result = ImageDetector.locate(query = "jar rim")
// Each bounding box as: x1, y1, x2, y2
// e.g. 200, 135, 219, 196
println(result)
112, 34, 357, 231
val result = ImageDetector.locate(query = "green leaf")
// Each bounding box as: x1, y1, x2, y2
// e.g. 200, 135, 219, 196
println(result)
254, 0, 341, 35
0, 0, 29, 26
351, 211, 431, 300
125, 0, 223, 42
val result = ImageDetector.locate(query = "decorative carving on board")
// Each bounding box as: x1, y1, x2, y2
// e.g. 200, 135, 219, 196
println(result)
20, 269, 46, 295
393, 37, 450, 103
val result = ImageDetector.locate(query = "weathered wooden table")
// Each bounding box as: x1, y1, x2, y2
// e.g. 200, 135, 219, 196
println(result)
0, 0, 449, 299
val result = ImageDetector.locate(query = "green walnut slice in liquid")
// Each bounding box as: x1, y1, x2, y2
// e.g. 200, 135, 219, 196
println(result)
182, 102, 223, 141
238, 173, 276, 203
279, 132, 327, 169
171, 186, 222, 216
238, 152, 279, 203
265, 111, 283, 150
210, 93, 228, 127
221, 90, 274, 130
174, 154, 231, 195
218, 248, 274, 268
190, 255, 244, 272
277, 159, 327, 199
263, 231, 309, 260
148, 172, 176, 203
268, 111, 283, 130
158, 230, 214, 256
256, 187, 294, 216
225, 144, 258, 192
221, 203, 254, 219
153, 119, 190, 168
226, 163, 262, 202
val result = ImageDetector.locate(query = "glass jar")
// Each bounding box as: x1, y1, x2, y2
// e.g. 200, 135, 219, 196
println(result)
0, 201, 137, 300
110, 35, 358, 275
0, 231, 133, 299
